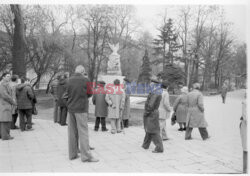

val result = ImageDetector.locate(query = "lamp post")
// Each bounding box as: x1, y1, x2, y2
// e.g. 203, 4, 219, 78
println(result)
186, 43, 193, 88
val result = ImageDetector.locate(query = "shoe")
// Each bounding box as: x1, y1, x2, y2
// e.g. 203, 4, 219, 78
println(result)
89, 147, 95, 150
26, 128, 34, 131
2, 136, 14, 140
102, 129, 108, 132
142, 145, 149, 150
152, 150, 163, 153
94, 128, 98, 131
178, 128, 183, 131
117, 130, 122, 133
83, 158, 99, 162
61, 124, 67, 126
163, 138, 170, 141
185, 137, 192, 140
203, 136, 211, 141
183, 127, 186, 131
70, 155, 79, 160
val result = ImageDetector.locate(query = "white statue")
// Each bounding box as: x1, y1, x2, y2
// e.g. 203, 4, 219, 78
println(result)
108, 43, 119, 55
107, 42, 121, 75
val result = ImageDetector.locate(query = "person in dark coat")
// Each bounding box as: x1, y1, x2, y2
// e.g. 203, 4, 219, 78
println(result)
122, 78, 131, 128
9, 75, 19, 129
50, 76, 60, 123
185, 83, 209, 140
57, 74, 68, 126
0, 72, 16, 140
92, 81, 108, 131
142, 78, 164, 153
63, 65, 98, 162
16, 77, 35, 131
221, 83, 228, 104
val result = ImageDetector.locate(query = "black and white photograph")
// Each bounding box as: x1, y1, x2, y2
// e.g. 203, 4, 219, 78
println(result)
0, 0, 248, 174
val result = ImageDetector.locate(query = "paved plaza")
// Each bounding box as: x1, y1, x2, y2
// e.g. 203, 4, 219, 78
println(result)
0, 90, 245, 173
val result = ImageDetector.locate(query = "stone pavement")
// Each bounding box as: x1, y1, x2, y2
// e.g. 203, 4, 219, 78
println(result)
0, 90, 245, 173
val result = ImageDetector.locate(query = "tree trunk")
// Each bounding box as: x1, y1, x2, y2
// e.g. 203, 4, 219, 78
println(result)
10, 5, 26, 77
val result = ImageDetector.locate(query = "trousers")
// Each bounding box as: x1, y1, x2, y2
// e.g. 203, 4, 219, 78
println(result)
94, 117, 107, 130
53, 100, 59, 123
159, 119, 168, 140
185, 127, 209, 140
0, 122, 11, 140
142, 132, 164, 152
19, 109, 32, 131
68, 112, 93, 162
59, 106, 68, 125
110, 118, 121, 133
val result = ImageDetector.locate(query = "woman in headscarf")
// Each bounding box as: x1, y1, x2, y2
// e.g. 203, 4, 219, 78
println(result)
173, 86, 188, 131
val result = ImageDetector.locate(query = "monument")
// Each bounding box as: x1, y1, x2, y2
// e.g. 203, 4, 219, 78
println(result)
98, 42, 124, 85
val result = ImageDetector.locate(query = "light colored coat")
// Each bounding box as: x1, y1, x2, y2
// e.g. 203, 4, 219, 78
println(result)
105, 87, 125, 119
9, 81, 18, 114
159, 89, 171, 120
0, 82, 16, 122
186, 89, 208, 128
173, 93, 188, 123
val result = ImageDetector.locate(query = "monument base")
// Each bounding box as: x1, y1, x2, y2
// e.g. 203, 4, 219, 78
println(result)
98, 74, 125, 85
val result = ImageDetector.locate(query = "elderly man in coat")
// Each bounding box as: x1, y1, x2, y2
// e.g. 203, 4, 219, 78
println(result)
158, 81, 171, 141
185, 83, 209, 140
0, 72, 16, 140
64, 65, 98, 162
92, 80, 108, 132
142, 78, 164, 153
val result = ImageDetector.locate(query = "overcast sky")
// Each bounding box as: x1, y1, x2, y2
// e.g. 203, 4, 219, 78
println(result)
135, 5, 246, 43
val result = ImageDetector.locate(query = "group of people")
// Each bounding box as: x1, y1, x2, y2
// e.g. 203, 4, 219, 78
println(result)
142, 79, 210, 153
0, 73, 36, 140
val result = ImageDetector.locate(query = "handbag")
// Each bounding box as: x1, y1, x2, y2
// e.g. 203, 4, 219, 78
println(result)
171, 112, 176, 126
32, 104, 38, 115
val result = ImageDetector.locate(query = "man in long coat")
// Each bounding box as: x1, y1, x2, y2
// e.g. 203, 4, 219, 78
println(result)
92, 81, 108, 131
0, 72, 16, 140
50, 76, 60, 123
185, 83, 209, 140
57, 74, 68, 126
142, 78, 163, 153
122, 78, 131, 128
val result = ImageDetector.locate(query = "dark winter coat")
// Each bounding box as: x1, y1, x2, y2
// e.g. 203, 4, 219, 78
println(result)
92, 91, 108, 117
57, 79, 67, 107
63, 73, 92, 113
16, 83, 35, 110
143, 90, 162, 133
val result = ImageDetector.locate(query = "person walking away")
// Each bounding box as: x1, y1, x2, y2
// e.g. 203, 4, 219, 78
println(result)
122, 78, 131, 128
221, 83, 228, 104
16, 77, 35, 131
9, 75, 19, 129
105, 79, 125, 134
0, 72, 16, 140
50, 75, 60, 123
57, 74, 68, 126
142, 78, 164, 153
173, 86, 188, 131
63, 65, 98, 162
185, 83, 209, 140
92, 81, 108, 132
158, 81, 171, 140
240, 90, 247, 173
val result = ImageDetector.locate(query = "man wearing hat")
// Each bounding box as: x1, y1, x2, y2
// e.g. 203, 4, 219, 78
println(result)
142, 78, 164, 153
121, 77, 131, 128
92, 80, 108, 131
